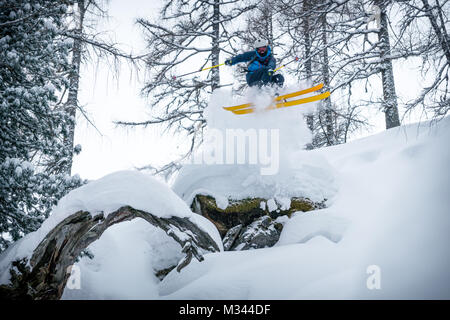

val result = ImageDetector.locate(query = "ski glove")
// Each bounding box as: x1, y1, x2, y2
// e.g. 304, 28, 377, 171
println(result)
225, 59, 232, 66
267, 69, 274, 76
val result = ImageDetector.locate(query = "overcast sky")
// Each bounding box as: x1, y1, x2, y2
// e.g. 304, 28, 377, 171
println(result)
72, 0, 176, 181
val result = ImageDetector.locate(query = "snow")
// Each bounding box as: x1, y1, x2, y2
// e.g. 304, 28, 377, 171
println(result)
173, 83, 338, 205
266, 198, 277, 212
159, 116, 450, 299
275, 196, 291, 211
51, 170, 194, 219
276, 209, 350, 245
1, 108, 449, 299
42, 18, 57, 32
159, 238, 352, 299
14, 166, 22, 177
0, 170, 222, 285
62, 218, 179, 299
74, 105, 446, 299
44, 82, 56, 93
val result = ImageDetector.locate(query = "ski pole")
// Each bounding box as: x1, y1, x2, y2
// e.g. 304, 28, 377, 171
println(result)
172, 63, 225, 80
201, 63, 225, 71
273, 56, 300, 73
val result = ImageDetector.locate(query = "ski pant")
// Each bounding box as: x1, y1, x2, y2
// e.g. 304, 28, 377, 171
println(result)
246, 68, 285, 88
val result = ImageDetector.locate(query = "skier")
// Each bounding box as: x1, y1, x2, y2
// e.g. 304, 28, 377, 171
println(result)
224, 39, 284, 88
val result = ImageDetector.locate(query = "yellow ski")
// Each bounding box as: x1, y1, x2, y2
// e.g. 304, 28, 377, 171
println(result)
231, 91, 330, 115
223, 83, 324, 112
274, 82, 324, 102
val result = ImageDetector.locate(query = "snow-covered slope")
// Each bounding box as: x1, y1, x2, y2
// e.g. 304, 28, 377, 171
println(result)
63, 116, 450, 300
161, 117, 450, 299
2, 113, 449, 299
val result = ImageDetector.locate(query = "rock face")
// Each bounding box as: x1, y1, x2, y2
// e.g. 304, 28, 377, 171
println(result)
0, 206, 220, 300
222, 224, 244, 251
192, 195, 267, 237
223, 216, 283, 251
191, 194, 325, 250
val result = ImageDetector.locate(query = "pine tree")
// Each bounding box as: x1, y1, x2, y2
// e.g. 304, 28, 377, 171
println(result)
317, 1, 335, 145
303, 0, 316, 134
0, 0, 82, 251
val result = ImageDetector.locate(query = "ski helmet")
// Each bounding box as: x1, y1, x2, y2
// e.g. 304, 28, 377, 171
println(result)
254, 38, 270, 59
253, 38, 269, 49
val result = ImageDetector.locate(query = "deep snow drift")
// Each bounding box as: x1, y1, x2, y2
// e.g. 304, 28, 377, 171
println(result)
174, 84, 337, 206
74, 116, 449, 299
161, 116, 450, 299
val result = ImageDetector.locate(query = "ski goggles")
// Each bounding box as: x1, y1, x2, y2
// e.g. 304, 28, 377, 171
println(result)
256, 46, 268, 55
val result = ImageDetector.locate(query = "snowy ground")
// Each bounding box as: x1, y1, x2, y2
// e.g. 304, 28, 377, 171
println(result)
1, 92, 449, 299
62, 115, 450, 300
159, 116, 450, 299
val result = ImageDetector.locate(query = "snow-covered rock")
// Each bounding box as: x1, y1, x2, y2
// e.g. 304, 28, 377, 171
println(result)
227, 216, 283, 251
171, 85, 336, 251
0, 171, 223, 299
173, 158, 336, 208
190, 194, 323, 238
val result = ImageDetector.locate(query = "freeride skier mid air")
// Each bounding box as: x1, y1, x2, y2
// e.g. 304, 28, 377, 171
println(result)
221, 39, 330, 115
225, 39, 285, 88
171, 38, 330, 114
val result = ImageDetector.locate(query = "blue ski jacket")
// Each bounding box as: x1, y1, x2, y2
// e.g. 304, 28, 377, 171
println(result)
229, 46, 276, 79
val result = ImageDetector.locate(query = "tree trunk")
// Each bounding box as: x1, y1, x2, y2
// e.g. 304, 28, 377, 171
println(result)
263, 0, 274, 48
64, 0, 85, 174
321, 10, 334, 145
303, 0, 315, 133
421, 0, 450, 65
375, 0, 400, 129
211, 0, 220, 91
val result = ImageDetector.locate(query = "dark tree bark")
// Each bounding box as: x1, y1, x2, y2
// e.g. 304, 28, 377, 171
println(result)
63, 0, 86, 175
0, 206, 220, 300
320, 9, 334, 145
211, 0, 221, 91
421, 0, 450, 65
375, 0, 400, 129
303, 0, 315, 133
